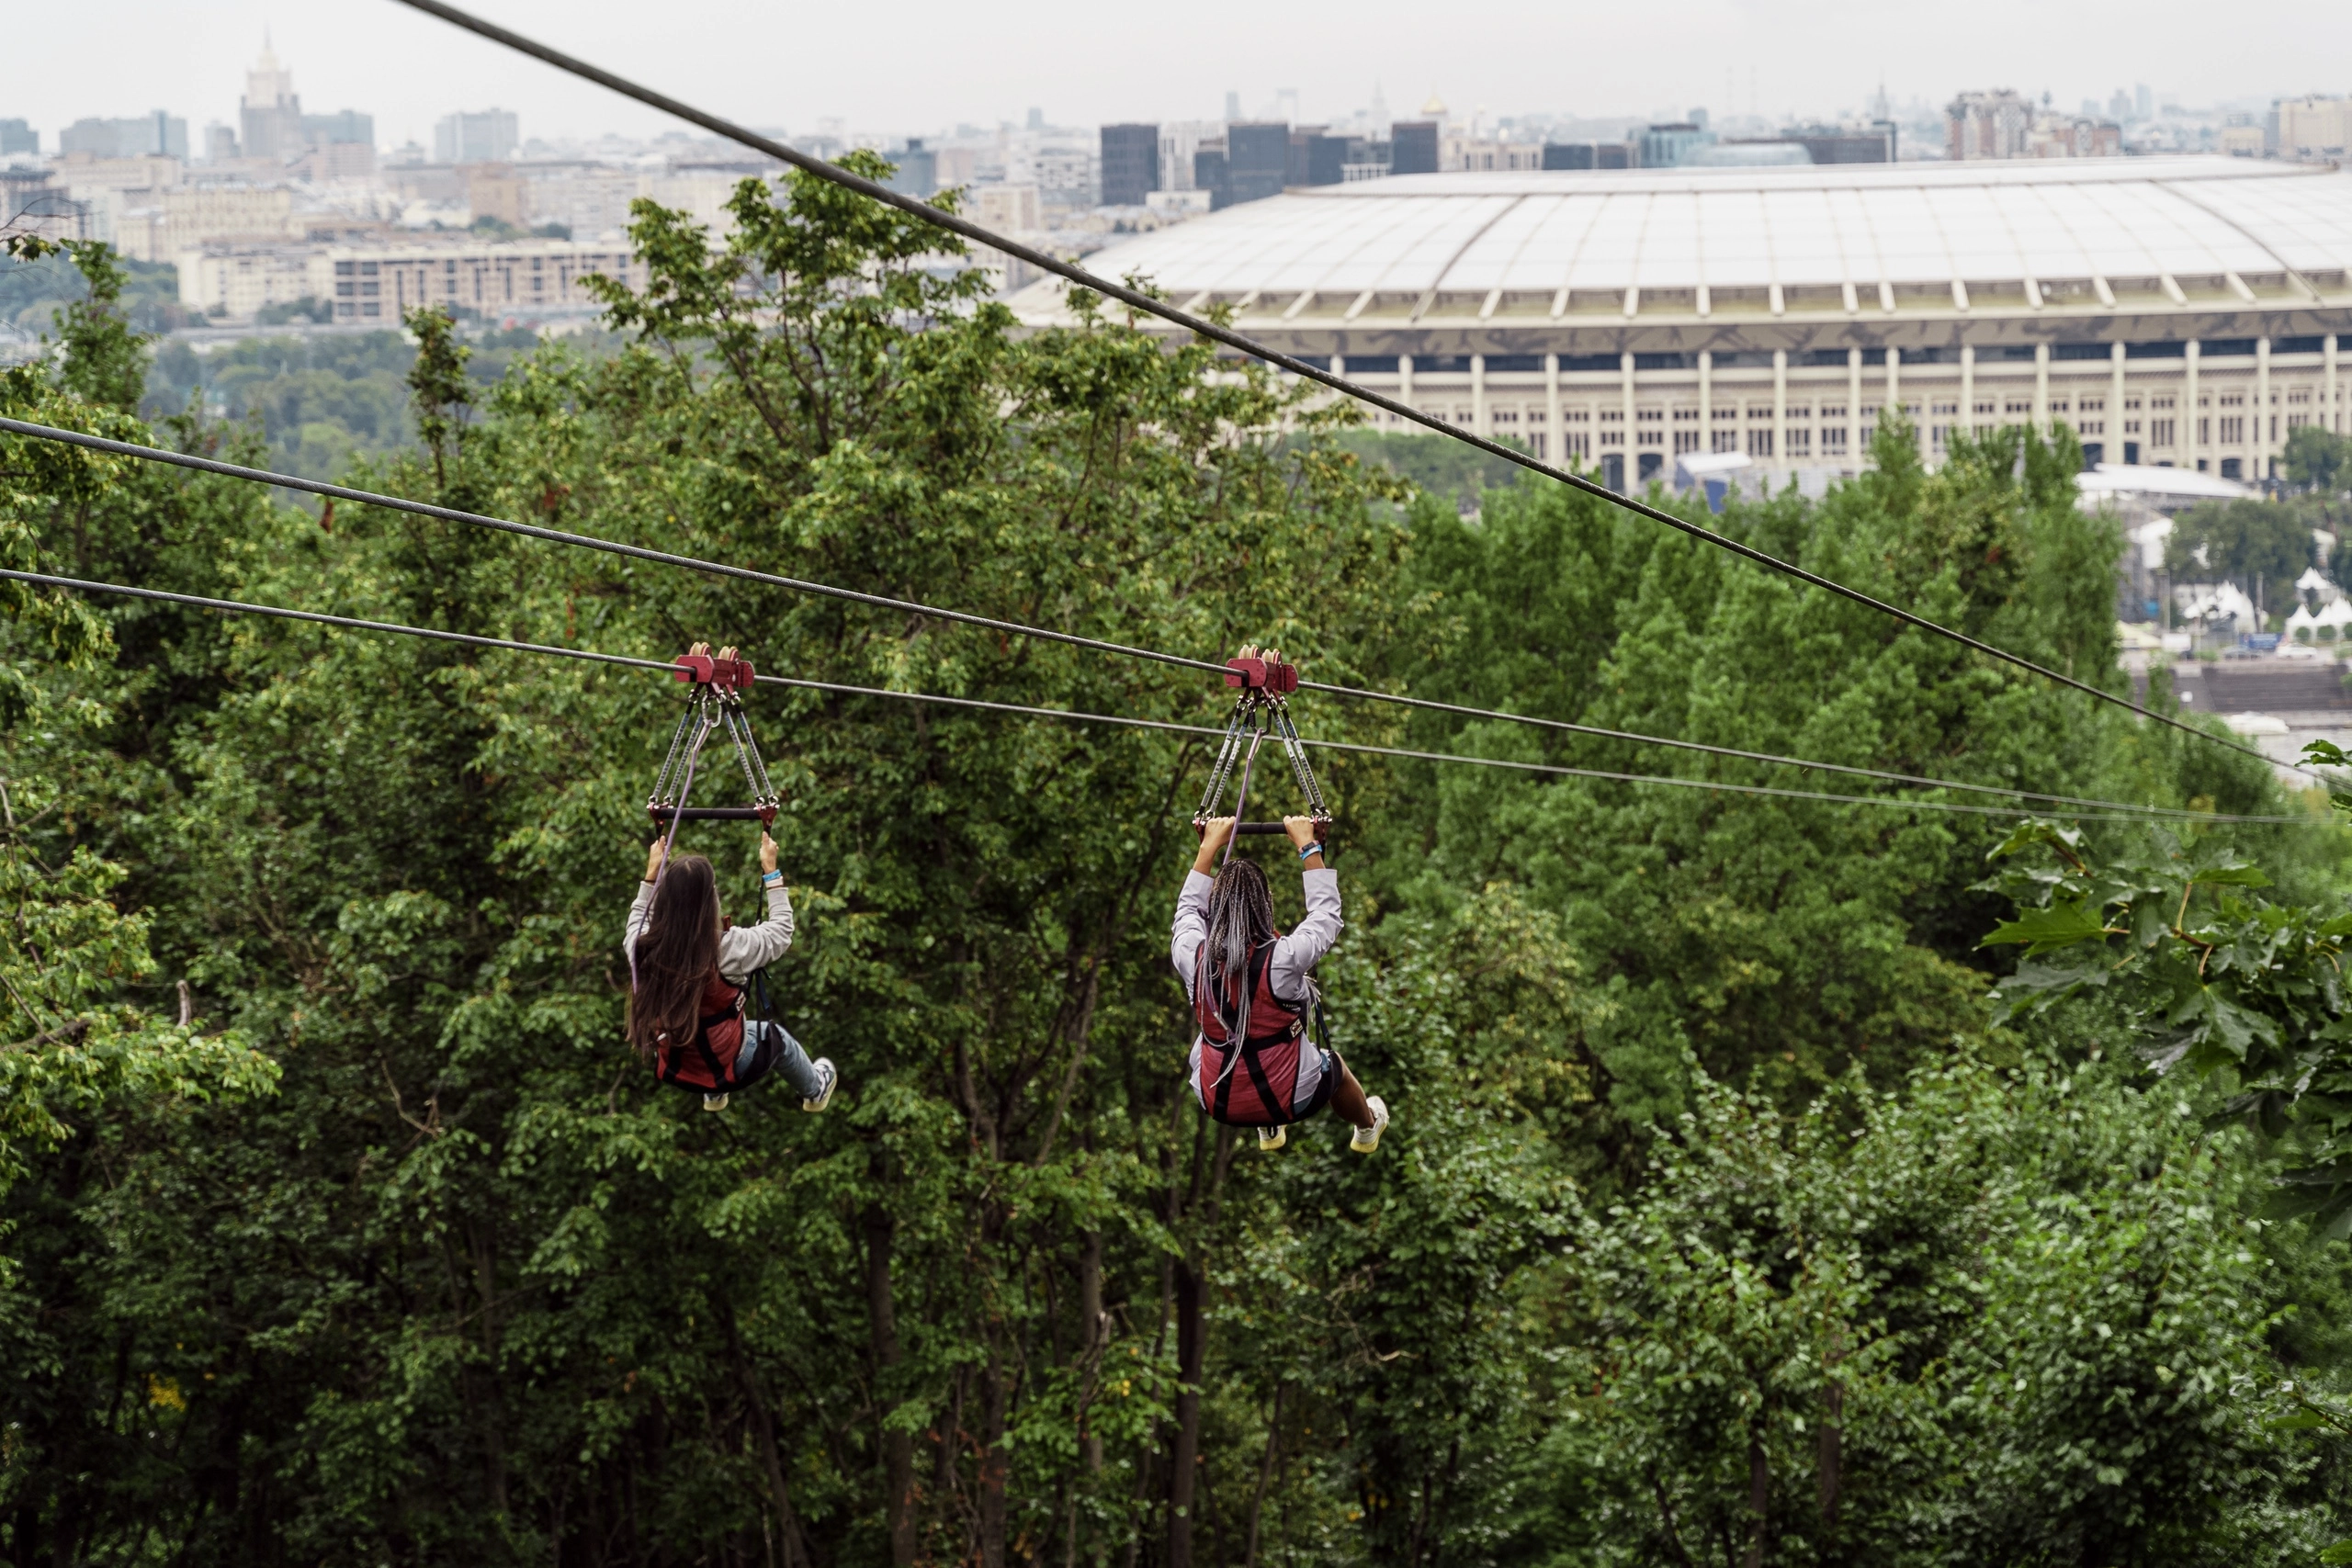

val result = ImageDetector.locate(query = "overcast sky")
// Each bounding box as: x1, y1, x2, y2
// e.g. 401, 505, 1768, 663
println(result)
8, 0, 2345, 151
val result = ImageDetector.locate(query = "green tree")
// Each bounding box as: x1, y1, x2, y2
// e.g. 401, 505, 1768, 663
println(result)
2284, 425, 2352, 494
2163, 498, 2313, 592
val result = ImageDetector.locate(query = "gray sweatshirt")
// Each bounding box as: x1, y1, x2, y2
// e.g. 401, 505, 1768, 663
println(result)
625, 876, 796, 983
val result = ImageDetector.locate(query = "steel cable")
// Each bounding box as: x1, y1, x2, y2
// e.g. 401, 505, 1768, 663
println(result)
0, 418, 2283, 819
383, 0, 2301, 781
0, 568, 2312, 827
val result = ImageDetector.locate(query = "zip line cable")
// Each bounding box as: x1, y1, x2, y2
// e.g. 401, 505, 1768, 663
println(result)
0, 419, 2288, 822
383, 0, 2299, 782
0, 419, 1227, 679
0, 569, 2310, 828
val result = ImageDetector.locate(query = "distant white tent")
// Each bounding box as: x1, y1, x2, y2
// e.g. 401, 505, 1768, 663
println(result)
1673, 449, 1753, 513
2287, 597, 2352, 641
2178, 581, 2256, 628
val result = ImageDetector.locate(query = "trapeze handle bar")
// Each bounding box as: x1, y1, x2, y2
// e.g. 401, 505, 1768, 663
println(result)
1229, 821, 1330, 841
648, 805, 777, 824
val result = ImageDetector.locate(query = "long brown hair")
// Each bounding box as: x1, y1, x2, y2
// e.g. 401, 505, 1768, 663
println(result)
1201, 855, 1279, 1042
627, 853, 721, 1058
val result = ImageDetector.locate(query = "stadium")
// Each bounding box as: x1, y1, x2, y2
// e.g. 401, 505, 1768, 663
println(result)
1011, 156, 2352, 490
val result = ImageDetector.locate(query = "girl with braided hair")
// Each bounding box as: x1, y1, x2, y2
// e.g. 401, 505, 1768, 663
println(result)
1170, 814, 1389, 1152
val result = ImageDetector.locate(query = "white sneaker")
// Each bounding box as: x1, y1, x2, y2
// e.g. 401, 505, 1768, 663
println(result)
801, 1057, 838, 1113
1258, 1124, 1286, 1151
701, 1092, 729, 1112
1350, 1096, 1389, 1154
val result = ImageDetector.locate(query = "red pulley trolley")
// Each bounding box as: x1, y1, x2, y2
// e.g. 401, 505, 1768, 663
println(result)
1192, 645, 1332, 849
645, 649, 783, 843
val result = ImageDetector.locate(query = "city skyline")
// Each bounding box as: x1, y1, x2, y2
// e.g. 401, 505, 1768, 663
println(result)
7, 0, 2346, 154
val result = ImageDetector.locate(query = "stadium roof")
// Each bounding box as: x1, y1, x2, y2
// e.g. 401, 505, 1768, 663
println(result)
1014, 158, 2352, 314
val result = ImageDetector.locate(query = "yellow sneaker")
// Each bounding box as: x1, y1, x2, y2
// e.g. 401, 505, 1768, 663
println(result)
1350, 1096, 1390, 1154
1258, 1124, 1286, 1151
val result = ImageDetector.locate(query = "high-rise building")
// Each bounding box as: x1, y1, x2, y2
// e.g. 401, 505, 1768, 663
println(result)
2277, 97, 2352, 163
1193, 141, 1229, 209
1099, 123, 1159, 207
1224, 92, 1242, 122
1638, 123, 1716, 168
2135, 84, 2154, 120
203, 123, 238, 163
1226, 122, 1289, 205
1949, 89, 2119, 160
301, 110, 374, 147
1390, 121, 1439, 176
1286, 130, 1347, 188
0, 120, 36, 157
1947, 90, 2031, 159
435, 109, 519, 164
59, 112, 187, 160
1158, 122, 1219, 193
887, 139, 937, 197
241, 40, 303, 163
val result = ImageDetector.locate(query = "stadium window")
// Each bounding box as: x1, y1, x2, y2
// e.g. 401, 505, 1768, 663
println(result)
2198, 418, 2211, 445
1747, 429, 1774, 457
1787, 428, 1812, 457
1822, 427, 1849, 455
1712, 431, 1738, 453
2219, 416, 2244, 443
2151, 418, 2176, 446
1674, 430, 1699, 454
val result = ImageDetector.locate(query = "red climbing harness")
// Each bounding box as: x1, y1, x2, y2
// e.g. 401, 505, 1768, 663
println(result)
1190, 938, 1325, 1126
653, 971, 752, 1091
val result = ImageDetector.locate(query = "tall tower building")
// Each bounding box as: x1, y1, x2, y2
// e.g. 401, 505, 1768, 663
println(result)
240, 38, 303, 163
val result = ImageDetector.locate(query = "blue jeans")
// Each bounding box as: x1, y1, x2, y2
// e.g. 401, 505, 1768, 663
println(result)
739, 1020, 824, 1099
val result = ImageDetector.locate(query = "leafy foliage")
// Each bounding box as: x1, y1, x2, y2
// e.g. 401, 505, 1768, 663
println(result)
2163, 498, 2316, 592
0, 187, 2347, 1566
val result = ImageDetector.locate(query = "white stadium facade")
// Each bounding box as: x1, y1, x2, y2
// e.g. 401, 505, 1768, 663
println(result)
1012, 157, 2352, 491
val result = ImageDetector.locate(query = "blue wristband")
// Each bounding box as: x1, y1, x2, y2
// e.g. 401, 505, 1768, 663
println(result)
1298, 840, 1325, 861
762, 870, 784, 885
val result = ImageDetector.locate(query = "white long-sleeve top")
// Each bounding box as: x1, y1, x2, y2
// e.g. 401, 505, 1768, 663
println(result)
626, 876, 795, 983
1171, 866, 1342, 1010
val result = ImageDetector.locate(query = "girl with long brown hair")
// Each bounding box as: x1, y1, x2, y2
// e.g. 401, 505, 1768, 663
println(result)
625, 829, 837, 1113
1171, 814, 1388, 1152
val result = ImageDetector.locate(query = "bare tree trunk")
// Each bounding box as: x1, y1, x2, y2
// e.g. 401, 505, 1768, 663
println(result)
726, 1310, 811, 1568
1242, 1384, 1284, 1568
1817, 1384, 1843, 1532
866, 1201, 918, 1566
976, 1359, 1011, 1568
1166, 1259, 1205, 1568
1080, 1228, 1106, 1474
1818, 1327, 1846, 1537
1741, 1431, 1769, 1568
